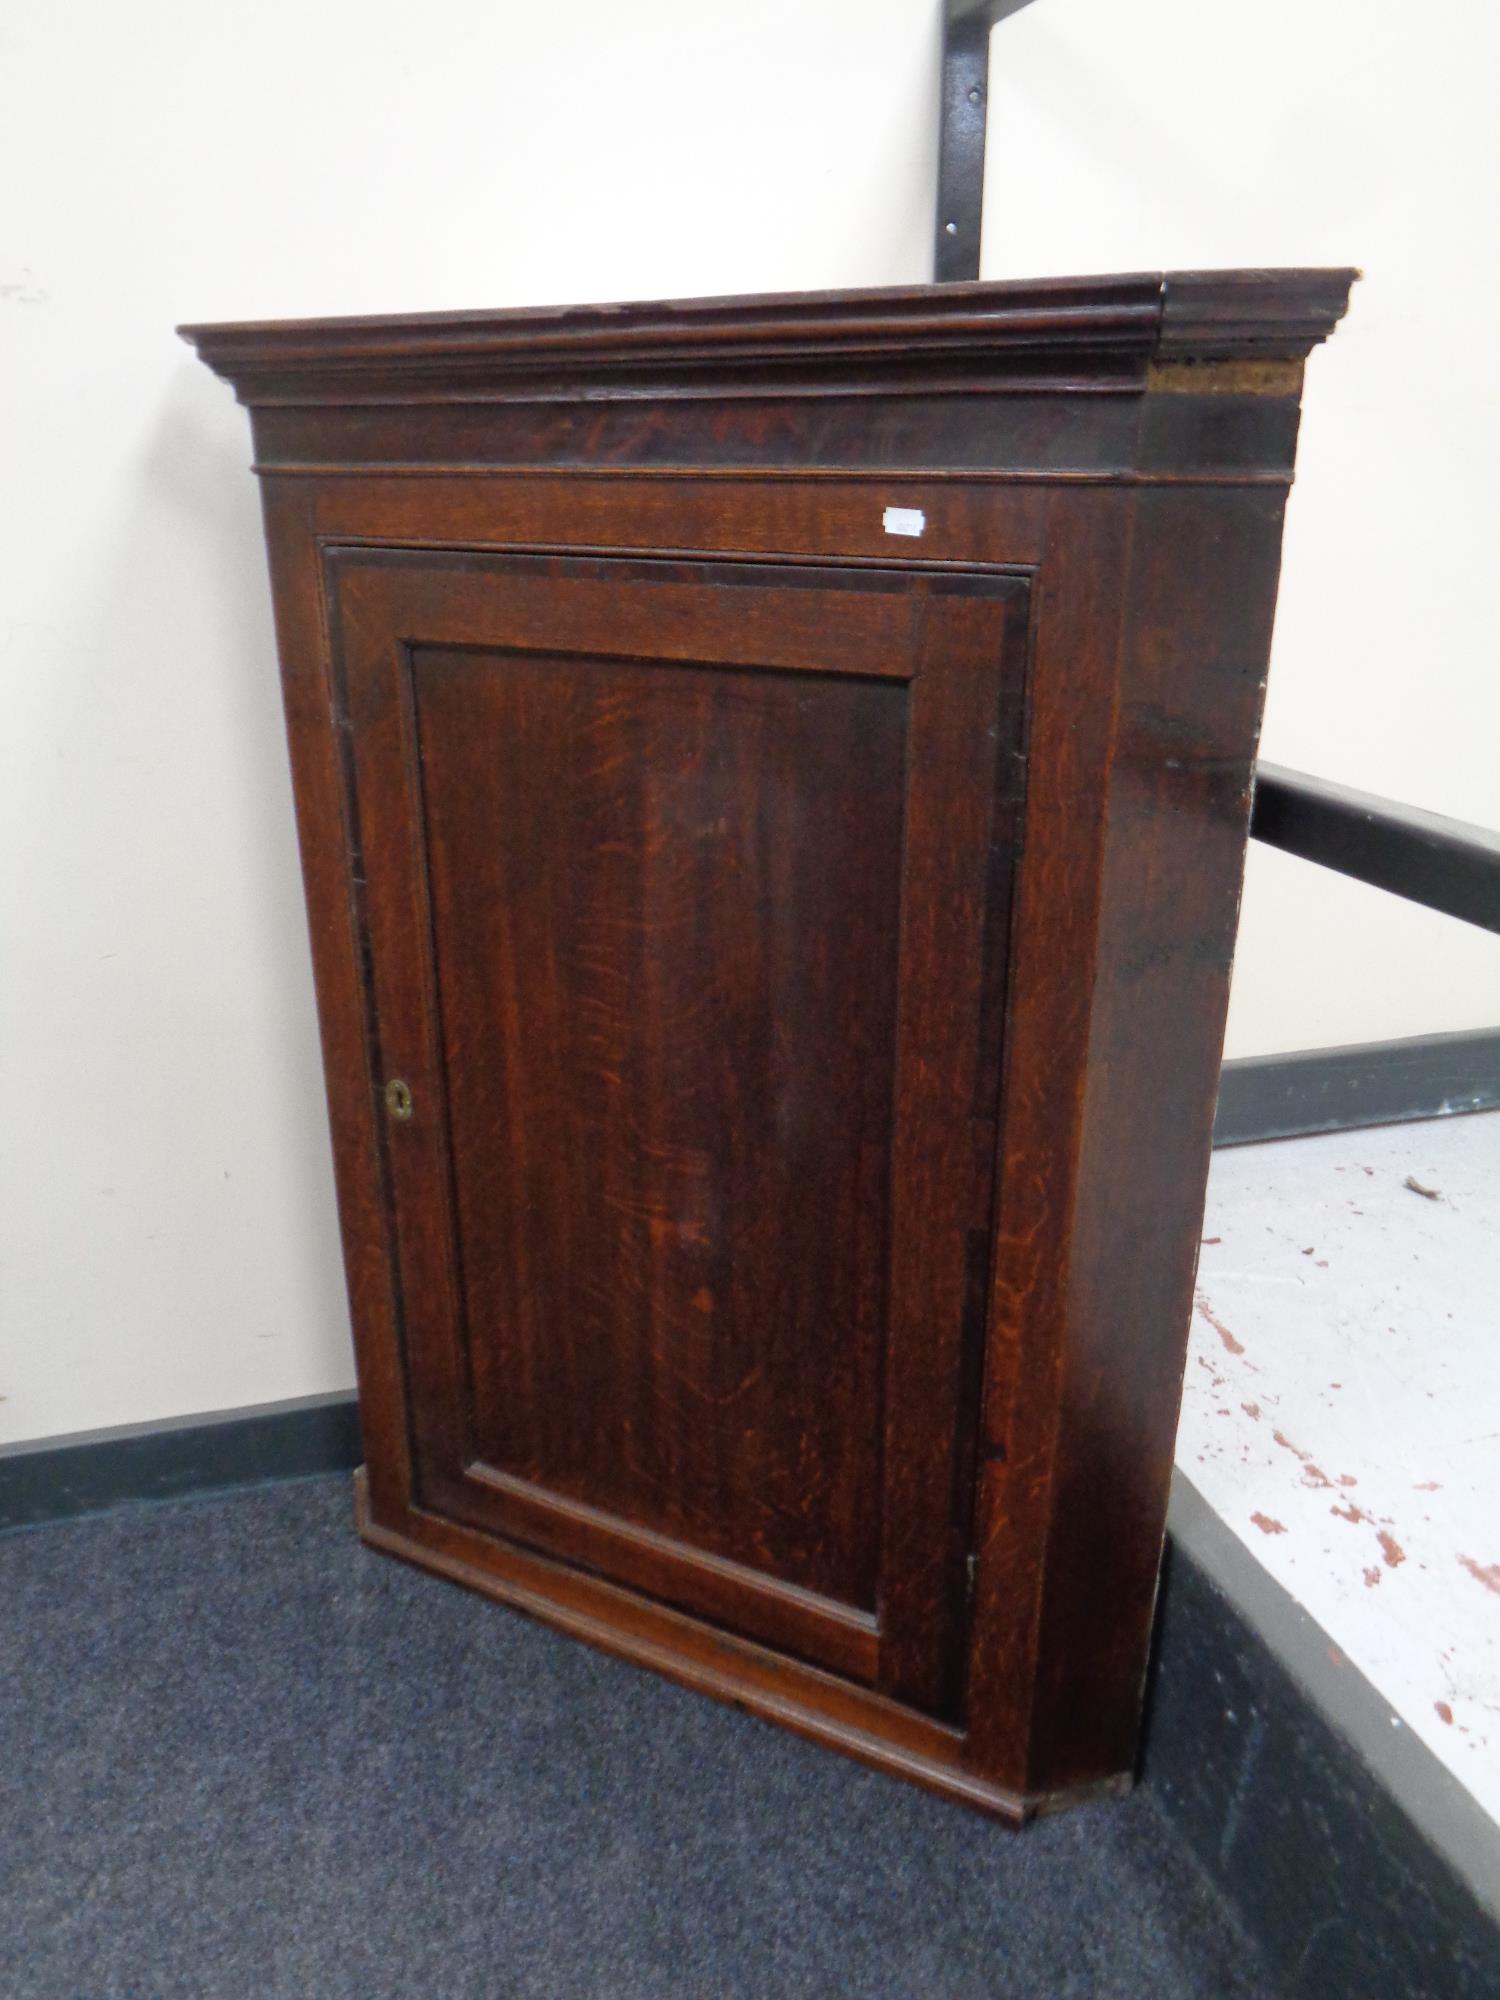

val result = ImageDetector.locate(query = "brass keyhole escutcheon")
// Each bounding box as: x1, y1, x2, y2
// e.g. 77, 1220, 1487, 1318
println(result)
384, 1078, 414, 1122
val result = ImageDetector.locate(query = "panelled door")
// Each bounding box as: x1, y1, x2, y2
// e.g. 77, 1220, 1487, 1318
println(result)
327, 548, 1029, 1721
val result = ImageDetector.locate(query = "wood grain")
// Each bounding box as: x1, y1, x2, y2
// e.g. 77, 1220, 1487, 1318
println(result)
326, 549, 1026, 1697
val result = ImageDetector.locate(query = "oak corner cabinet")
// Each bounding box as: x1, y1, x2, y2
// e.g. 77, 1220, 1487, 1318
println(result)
183, 268, 1354, 1821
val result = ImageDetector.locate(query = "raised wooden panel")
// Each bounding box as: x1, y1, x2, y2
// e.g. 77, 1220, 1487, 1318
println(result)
416, 645, 907, 1608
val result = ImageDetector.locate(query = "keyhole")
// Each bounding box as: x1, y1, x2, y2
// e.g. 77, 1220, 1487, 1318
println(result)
384, 1078, 414, 1121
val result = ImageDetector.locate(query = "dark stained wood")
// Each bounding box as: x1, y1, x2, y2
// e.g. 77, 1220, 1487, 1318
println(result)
328, 550, 1026, 1701
181, 268, 1354, 403
414, 643, 903, 1606
185, 269, 1354, 1819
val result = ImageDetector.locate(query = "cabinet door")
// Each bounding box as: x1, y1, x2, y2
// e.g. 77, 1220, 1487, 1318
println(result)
329, 549, 1029, 1719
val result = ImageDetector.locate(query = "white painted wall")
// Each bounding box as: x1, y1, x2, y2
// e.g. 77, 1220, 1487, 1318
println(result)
1, 0, 1495, 1444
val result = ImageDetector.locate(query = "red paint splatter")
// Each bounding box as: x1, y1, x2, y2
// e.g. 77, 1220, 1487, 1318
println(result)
1435, 1702, 1454, 1725
1458, 1556, 1500, 1596
1338, 1474, 1357, 1487
1315, 1260, 1329, 1269
1241, 1401, 1261, 1421
1378, 1531, 1406, 1570
1251, 1512, 1287, 1536
1302, 1246, 1316, 1257
1363, 1568, 1381, 1588
1413, 1481, 1441, 1492
1301, 1464, 1333, 1490
1195, 1291, 1245, 1356
1201, 1236, 1222, 1246
1331, 1501, 1368, 1525
1272, 1429, 1313, 1465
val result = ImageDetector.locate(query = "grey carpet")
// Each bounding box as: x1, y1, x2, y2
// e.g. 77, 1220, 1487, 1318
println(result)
1, 1477, 1277, 2000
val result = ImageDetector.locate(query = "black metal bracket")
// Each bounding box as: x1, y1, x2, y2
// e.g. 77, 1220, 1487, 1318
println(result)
935, 0, 1041, 282
1250, 763, 1500, 935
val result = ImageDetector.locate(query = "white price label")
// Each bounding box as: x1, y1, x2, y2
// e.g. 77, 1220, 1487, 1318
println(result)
882, 506, 926, 539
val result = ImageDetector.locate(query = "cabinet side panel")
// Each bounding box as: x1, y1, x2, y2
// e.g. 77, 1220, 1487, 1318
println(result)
1025, 481, 1288, 1793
